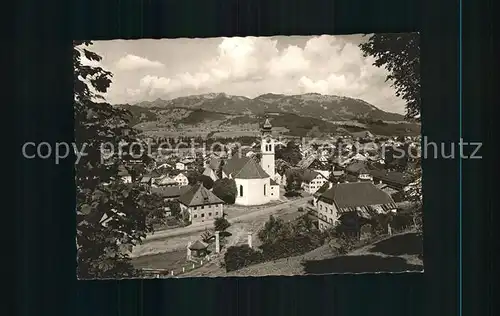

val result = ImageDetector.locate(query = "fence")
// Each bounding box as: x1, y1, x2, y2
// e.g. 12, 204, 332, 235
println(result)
140, 254, 215, 278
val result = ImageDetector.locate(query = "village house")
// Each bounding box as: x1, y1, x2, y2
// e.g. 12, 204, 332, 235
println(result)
300, 170, 329, 194
344, 161, 373, 182
173, 172, 189, 186
315, 182, 397, 231
178, 183, 225, 224
175, 162, 186, 170
117, 165, 132, 184
369, 169, 413, 190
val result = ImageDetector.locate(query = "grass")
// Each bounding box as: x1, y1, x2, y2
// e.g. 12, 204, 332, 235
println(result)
221, 231, 423, 276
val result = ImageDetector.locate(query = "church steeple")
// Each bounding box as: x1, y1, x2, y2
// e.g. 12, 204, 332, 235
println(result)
262, 116, 272, 136
260, 117, 275, 178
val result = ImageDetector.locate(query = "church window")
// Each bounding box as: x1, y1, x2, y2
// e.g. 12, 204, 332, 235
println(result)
239, 185, 243, 197
201, 213, 205, 217
264, 184, 267, 196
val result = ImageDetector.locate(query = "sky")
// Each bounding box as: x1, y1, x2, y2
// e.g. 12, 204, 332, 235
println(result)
81, 34, 407, 114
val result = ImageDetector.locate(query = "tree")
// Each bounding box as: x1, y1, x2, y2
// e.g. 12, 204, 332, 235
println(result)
199, 175, 214, 189
165, 201, 181, 218
284, 170, 302, 195
276, 141, 302, 165
212, 178, 237, 204
224, 245, 264, 272
360, 33, 420, 120
74, 41, 160, 279
257, 215, 292, 245
214, 217, 231, 232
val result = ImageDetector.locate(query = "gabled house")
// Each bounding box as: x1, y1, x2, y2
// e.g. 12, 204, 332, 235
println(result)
316, 182, 397, 231
173, 172, 189, 187
178, 183, 225, 224
300, 170, 329, 194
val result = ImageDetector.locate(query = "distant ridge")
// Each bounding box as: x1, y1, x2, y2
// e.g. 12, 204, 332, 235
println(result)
127, 93, 405, 122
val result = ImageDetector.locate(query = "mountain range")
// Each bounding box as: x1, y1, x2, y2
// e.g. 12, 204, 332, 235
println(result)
118, 93, 419, 138
132, 93, 405, 122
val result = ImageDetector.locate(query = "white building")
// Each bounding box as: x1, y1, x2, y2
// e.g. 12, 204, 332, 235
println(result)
173, 172, 189, 186
178, 183, 224, 224
315, 182, 397, 231
221, 118, 280, 206
175, 162, 186, 170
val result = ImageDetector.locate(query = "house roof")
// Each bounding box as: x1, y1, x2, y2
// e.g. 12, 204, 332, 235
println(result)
208, 158, 222, 170
189, 240, 209, 250
301, 169, 322, 182
117, 166, 130, 176
151, 185, 192, 198
296, 155, 319, 169
202, 167, 217, 177
345, 162, 369, 174
223, 157, 270, 179
140, 176, 152, 183
368, 169, 413, 186
270, 179, 278, 185
314, 182, 331, 196
158, 176, 177, 185
178, 183, 224, 206
319, 182, 396, 210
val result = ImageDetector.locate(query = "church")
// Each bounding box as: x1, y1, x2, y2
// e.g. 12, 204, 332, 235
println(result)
221, 118, 280, 206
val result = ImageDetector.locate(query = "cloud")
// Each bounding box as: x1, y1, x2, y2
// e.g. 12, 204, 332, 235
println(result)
115, 54, 164, 71
112, 35, 404, 113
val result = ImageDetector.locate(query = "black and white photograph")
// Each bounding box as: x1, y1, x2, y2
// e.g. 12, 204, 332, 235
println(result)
74, 33, 422, 279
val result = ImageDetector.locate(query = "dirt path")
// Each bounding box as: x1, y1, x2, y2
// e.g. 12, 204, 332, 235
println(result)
131, 197, 310, 257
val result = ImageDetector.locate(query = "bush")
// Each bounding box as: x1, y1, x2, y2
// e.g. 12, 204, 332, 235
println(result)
224, 245, 264, 272
284, 190, 302, 198
261, 235, 320, 260
214, 217, 231, 232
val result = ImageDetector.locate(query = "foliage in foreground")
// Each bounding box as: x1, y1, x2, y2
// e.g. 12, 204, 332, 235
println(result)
359, 33, 420, 121
75, 41, 164, 279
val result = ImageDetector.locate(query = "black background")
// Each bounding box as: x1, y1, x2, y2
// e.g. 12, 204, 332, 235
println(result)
14, 0, 494, 315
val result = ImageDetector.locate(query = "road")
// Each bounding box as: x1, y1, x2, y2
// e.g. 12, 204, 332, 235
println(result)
143, 196, 312, 242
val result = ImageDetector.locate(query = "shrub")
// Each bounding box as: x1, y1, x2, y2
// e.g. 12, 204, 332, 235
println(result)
224, 245, 264, 272
284, 190, 302, 198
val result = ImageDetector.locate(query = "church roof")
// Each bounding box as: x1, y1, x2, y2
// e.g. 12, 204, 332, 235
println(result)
223, 156, 270, 179
178, 183, 224, 206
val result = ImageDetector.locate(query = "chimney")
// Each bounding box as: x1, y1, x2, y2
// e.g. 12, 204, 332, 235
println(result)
186, 241, 192, 260
215, 231, 220, 253
247, 232, 253, 248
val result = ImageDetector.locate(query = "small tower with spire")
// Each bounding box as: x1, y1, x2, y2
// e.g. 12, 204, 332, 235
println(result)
260, 116, 275, 178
